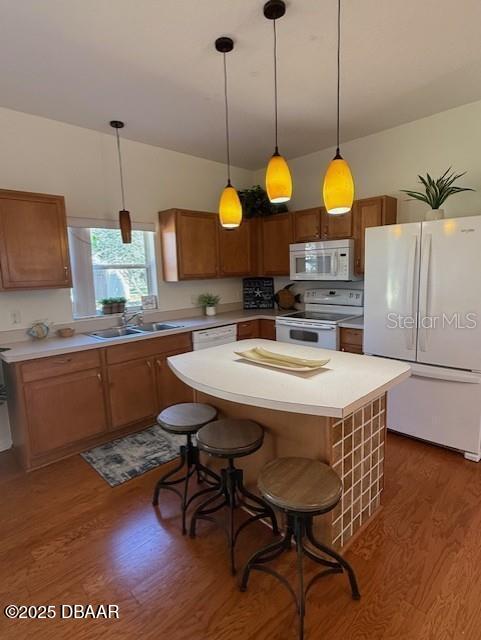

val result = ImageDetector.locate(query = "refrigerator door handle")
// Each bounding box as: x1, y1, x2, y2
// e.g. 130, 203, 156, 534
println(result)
418, 233, 432, 352
410, 363, 481, 384
406, 235, 418, 350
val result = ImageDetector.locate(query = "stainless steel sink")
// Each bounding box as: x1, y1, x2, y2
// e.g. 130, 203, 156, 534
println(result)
87, 327, 143, 340
137, 322, 183, 332
86, 322, 184, 340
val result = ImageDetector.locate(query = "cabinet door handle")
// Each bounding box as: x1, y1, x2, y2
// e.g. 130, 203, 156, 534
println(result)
54, 357, 72, 364
156, 359, 162, 368
147, 360, 152, 368
97, 372, 102, 382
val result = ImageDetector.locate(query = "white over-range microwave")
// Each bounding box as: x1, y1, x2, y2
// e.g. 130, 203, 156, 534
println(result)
289, 239, 359, 281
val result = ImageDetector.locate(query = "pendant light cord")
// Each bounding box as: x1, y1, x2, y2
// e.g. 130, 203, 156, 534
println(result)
223, 52, 232, 185
115, 127, 126, 210
336, 0, 341, 155
273, 19, 279, 153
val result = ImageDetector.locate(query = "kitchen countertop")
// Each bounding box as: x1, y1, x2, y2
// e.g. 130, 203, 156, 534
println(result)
168, 339, 410, 418
338, 316, 364, 330
0, 310, 281, 364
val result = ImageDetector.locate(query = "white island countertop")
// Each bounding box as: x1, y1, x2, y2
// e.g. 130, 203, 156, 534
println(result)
168, 339, 411, 419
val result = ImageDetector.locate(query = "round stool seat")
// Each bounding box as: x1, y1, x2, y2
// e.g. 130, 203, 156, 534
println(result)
258, 457, 342, 514
196, 419, 264, 458
157, 402, 217, 434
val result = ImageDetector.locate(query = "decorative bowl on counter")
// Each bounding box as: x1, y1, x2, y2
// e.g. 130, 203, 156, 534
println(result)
56, 327, 75, 338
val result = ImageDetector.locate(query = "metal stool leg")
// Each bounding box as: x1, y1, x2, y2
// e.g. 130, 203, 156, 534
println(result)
237, 469, 279, 535
226, 466, 237, 575
153, 433, 222, 535
189, 480, 227, 538
305, 518, 361, 600
152, 444, 187, 506
294, 516, 306, 640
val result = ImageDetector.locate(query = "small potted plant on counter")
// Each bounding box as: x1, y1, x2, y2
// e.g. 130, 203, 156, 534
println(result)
198, 293, 220, 317
401, 168, 474, 220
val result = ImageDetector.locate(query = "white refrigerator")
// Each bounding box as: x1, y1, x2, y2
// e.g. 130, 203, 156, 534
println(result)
363, 216, 481, 461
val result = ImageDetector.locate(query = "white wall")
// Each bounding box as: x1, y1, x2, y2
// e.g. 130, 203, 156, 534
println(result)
0, 106, 254, 332
0, 106, 256, 451
255, 99, 481, 223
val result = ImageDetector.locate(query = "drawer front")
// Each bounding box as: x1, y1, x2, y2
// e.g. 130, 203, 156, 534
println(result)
340, 328, 363, 347
106, 332, 192, 365
237, 320, 260, 339
21, 349, 101, 382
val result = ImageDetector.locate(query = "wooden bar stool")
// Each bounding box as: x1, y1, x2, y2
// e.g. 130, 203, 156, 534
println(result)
240, 457, 360, 640
189, 418, 279, 575
152, 402, 221, 534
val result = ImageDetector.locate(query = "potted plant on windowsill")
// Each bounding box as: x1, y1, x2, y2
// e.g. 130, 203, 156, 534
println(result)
100, 298, 114, 315
401, 168, 474, 220
198, 293, 221, 317
112, 297, 127, 314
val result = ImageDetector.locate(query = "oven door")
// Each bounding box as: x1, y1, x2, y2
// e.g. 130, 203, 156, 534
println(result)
290, 248, 341, 281
276, 321, 339, 350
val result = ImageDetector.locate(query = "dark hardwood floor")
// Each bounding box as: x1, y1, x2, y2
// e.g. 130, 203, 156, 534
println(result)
1, 432, 481, 639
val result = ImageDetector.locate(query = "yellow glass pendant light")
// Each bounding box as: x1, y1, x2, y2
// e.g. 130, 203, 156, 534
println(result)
323, 151, 354, 215
218, 183, 242, 229
264, 1, 292, 204
322, 0, 355, 215
215, 37, 242, 229
266, 149, 292, 204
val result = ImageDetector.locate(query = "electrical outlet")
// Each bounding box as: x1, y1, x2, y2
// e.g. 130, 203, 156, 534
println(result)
10, 310, 21, 325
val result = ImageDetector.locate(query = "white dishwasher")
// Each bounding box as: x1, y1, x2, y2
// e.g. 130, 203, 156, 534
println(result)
192, 324, 237, 351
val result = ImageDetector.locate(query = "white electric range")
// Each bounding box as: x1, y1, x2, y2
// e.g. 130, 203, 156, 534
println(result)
275, 288, 363, 350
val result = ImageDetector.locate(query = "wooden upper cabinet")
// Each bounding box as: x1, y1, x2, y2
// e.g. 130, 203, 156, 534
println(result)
321, 208, 353, 240
292, 208, 322, 242
0, 189, 71, 290
260, 213, 292, 276
353, 196, 397, 276
218, 220, 254, 277
159, 209, 219, 281
293, 206, 353, 242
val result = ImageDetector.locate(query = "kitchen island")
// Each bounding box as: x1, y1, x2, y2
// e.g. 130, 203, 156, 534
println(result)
168, 339, 411, 549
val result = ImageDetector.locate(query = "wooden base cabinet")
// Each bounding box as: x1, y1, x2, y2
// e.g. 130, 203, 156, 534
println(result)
155, 349, 194, 410
107, 358, 158, 430
24, 368, 107, 456
259, 319, 276, 340
5, 333, 194, 471
340, 327, 363, 354
237, 320, 261, 340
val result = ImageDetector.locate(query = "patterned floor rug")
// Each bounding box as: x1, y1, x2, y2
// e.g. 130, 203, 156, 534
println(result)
81, 425, 184, 487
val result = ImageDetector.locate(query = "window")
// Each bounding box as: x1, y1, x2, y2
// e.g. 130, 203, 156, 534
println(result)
68, 223, 157, 318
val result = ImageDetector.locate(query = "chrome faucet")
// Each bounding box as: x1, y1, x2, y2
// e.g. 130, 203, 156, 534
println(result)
120, 310, 144, 327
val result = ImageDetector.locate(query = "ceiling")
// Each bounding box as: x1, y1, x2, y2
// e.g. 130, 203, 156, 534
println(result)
1, 0, 481, 169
